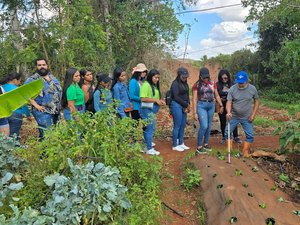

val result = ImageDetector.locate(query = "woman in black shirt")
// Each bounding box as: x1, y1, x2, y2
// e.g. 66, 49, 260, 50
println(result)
170, 67, 191, 151
216, 69, 241, 144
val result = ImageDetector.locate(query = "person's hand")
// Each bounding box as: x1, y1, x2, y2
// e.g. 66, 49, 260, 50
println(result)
35, 104, 44, 111
248, 114, 255, 122
219, 106, 224, 114
226, 113, 232, 121
26, 116, 34, 121
157, 99, 166, 106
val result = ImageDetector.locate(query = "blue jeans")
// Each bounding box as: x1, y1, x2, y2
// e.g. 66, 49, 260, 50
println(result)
197, 101, 215, 146
32, 110, 60, 140
170, 101, 187, 147
7, 112, 23, 140
63, 105, 85, 121
225, 118, 254, 143
140, 104, 160, 150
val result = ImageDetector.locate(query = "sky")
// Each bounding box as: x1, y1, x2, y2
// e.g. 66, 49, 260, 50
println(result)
173, 0, 258, 60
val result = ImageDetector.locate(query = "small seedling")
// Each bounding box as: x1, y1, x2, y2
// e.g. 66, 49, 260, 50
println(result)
242, 183, 248, 188
259, 202, 267, 209
265, 217, 276, 225
270, 186, 277, 192
277, 197, 285, 202
279, 173, 290, 183
252, 166, 259, 172
225, 198, 233, 206
292, 210, 300, 217
248, 192, 254, 197
218, 155, 225, 160
217, 184, 223, 189
212, 173, 217, 178
235, 169, 243, 176
228, 217, 238, 223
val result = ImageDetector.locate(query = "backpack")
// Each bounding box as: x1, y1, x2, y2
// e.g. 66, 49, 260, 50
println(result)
165, 89, 172, 106
85, 85, 96, 113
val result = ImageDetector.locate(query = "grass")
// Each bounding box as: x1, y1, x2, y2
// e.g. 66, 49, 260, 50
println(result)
260, 98, 300, 116
254, 116, 282, 128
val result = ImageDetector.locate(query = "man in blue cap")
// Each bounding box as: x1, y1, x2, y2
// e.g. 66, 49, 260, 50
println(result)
225, 71, 259, 157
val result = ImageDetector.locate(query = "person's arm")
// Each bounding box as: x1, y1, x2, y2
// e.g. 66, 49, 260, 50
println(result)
226, 100, 232, 121
140, 97, 165, 106
192, 86, 198, 121
214, 88, 224, 114
249, 99, 259, 122
68, 100, 76, 114
29, 99, 44, 111
113, 85, 126, 118
81, 85, 90, 103
93, 90, 101, 112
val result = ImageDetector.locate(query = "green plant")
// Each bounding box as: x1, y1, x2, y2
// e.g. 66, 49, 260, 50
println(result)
254, 116, 282, 128
41, 159, 131, 224
225, 198, 233, 206
279, 173, 290, 183
274, 120, 300, 153
259, 202, 267, 209
0, 134, 26, 213
17, 106, 162, 224
235, 169, 243, 176
180, 168, 202, 191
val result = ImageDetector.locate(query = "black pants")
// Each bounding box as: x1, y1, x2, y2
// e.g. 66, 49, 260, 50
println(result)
131, 110, 141, 120
218, 102, 238, 139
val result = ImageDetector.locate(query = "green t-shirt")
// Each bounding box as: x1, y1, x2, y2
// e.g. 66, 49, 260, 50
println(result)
140, 81, 160, 99
66, 83, 84, 106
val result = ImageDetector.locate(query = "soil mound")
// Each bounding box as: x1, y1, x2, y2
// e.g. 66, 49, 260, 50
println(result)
191, 155, 300, 225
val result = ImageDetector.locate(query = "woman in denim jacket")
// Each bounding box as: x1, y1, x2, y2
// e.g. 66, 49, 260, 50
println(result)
111, 67, 131, 118
129, 63, 148, 120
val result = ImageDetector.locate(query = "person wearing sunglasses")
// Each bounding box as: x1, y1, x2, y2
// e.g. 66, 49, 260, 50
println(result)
216, 69, 242, 144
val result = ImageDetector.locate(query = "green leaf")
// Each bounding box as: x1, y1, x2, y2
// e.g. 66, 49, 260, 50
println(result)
7, 182, 24, 190
259, 202, 267, 209
292, 210, 300, 217
2, 172, 13, 184
0, 79, 43, 118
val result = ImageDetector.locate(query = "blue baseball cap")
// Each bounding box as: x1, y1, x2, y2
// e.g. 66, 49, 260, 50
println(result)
235, 71, 248, 84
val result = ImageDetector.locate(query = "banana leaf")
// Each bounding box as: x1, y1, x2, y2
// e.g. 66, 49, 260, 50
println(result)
0, 79, 43, 118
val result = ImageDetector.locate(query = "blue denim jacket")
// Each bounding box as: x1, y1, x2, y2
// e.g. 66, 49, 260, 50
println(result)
128, 78, 141, 110
94, 88, 113, 112
25, 73, 62, 114
112, 81, 131, 118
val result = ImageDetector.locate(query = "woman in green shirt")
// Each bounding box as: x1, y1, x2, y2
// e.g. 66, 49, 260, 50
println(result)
62, 68, 85, 121
140, 69, 166, 155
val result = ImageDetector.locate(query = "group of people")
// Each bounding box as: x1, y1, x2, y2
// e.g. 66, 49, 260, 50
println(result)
169, 66, 259, 157
0, 59, 166, 156
0, 57, 259, 157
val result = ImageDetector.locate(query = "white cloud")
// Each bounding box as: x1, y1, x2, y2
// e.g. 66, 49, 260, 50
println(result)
209, 21, 248, 41
195, 0, 249, 22
175, 0, 257, 59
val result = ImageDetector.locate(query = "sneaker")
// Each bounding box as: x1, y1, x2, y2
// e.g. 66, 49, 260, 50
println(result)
203, 145, 212, 151
179, 144, 190, 150
220, 138, 226, 144
234, 137, 242, 144
146, 148, 160, 155
195, 147, 207, 154
152, 142, 156, 147
172, 145, 185, 152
